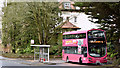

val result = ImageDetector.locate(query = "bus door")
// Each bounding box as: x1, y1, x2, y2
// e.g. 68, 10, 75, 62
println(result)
82, 47, 87, 62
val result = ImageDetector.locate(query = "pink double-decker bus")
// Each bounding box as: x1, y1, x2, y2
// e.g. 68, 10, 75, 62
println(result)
62, 29, 107, 64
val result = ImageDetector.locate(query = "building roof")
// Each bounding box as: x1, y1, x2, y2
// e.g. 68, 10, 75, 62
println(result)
60, 21, 80, 29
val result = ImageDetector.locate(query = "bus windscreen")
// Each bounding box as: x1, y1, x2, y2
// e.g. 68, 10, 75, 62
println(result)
88, 30, 106, 57
88, 44, 106, 57
88, 30, 105, 38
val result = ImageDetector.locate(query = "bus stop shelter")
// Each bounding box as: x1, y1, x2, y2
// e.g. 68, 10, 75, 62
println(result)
31, 45, 50, 63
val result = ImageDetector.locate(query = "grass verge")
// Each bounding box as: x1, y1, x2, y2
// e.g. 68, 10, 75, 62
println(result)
2, 53, 62, 59
2, 53, 34, 59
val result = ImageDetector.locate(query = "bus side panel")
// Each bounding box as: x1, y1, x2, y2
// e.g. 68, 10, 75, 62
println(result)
62, 53, 84, 62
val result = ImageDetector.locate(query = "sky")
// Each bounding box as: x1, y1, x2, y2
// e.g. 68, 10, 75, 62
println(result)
0, 0, 99, 30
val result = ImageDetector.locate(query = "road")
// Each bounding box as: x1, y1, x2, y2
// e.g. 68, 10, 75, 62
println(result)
0, 56, 108, 68
0, 56, 28, 67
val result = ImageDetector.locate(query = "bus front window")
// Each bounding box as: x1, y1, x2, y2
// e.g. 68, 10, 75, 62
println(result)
88, 30, 105, 38
88, 44, 106, 57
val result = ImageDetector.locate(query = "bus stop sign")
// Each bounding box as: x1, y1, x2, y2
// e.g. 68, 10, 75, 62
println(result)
31, 40, 34, 44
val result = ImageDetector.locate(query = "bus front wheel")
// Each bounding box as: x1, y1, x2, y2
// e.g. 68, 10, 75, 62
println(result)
79, 57, 82, 64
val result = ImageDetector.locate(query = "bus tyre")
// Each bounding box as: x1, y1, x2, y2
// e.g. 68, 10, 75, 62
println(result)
79, 57, 82, 64
66, 57, 69, 63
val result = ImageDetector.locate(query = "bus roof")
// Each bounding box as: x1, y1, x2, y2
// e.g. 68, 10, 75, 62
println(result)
63, 29, 104, 35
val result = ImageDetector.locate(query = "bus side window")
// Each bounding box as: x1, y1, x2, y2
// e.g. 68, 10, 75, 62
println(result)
66, 35, 68, 39
72, 47, 78, 54
64, 47, 67, 53
63, 35, 65, 39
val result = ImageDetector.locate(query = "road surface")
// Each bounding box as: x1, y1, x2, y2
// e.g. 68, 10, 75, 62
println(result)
0, 56, 108, 68
0, 56, 28, 67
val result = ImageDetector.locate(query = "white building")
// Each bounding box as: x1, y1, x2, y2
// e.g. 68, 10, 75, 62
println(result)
0, 0, 4, 41
59, 0, 99, 31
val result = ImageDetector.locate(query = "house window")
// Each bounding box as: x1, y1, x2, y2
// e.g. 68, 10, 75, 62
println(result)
66, 17, 69, 21
63, 2, 71, 9
74, 16, 77, 22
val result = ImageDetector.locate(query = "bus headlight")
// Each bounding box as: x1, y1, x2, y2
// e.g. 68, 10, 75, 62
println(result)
83, 58, 86, 60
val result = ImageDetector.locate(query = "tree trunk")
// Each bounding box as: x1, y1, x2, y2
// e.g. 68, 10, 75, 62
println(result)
38, 32, 41, 44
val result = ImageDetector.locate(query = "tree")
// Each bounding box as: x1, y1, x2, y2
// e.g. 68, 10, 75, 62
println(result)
75, 2, 120, 43
2, 2, 62, 54
26, 2, 62, 45
75, 2, 120, 67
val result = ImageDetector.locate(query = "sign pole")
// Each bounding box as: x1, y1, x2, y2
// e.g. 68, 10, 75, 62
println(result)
34, 47, 35, 61
48, 48, 49, 62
